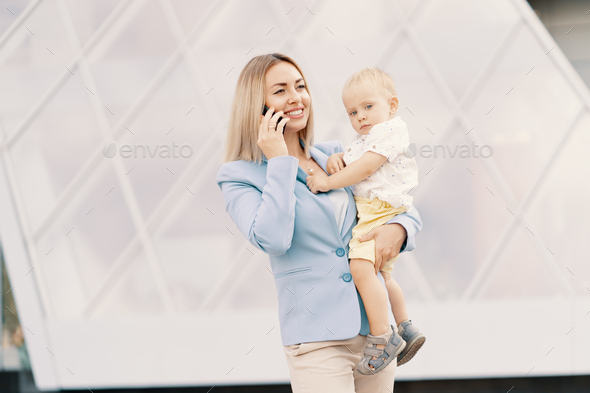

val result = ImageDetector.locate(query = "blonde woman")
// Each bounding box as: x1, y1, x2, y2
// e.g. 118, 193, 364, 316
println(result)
216, 53, 422, 393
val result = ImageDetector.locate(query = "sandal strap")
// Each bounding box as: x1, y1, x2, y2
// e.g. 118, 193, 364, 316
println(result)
356, 325, 405, 375
383, 344, 396, 357
366, 335, 388, 345
363, 347, 383, 357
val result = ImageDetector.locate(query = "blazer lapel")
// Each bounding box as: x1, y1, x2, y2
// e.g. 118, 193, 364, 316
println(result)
303, 139, 357, 240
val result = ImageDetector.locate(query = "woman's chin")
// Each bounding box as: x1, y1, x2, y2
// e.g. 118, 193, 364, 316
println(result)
284, 118, 308, 133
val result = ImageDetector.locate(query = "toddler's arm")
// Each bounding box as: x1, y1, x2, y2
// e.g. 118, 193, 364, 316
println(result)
325, 151, 387, 190
326, 152, 346, 174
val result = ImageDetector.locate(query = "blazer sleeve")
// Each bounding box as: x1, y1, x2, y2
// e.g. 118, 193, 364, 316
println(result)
216, 156, 299, 256
385, 205, 422, 253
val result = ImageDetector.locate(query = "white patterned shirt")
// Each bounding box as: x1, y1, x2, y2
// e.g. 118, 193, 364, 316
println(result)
342, 116, 418, 211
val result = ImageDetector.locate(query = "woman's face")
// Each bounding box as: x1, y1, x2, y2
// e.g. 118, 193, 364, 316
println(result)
264, 62, 311, 133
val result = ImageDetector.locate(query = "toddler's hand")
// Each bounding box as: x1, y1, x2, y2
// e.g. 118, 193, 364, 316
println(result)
327, 153, 345, 175
306, 175, 330, 194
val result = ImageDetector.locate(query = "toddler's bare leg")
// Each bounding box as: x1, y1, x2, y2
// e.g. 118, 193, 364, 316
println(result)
350, 258, 390, 371
381, 271, 409, 327
350, 258, 389, 335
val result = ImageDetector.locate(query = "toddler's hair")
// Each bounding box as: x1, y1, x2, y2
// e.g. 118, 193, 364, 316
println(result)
342, 66, 397, 101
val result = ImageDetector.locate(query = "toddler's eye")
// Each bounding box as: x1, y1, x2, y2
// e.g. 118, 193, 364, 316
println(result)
350, 110, 357, 116
366, 104, 372, 109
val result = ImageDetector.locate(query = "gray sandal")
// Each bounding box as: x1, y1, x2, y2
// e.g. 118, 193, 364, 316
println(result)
397, 320, 426, 366
356, 325, 406, 375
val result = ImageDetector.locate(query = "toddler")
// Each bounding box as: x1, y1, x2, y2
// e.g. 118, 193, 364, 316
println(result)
306, 67, 425, 375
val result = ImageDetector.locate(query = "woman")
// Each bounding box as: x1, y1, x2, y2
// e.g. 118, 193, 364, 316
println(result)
216, 53, 422, 393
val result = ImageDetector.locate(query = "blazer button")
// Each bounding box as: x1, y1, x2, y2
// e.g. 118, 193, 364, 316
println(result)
342, 273, 352, 282
336, 248, 345, 257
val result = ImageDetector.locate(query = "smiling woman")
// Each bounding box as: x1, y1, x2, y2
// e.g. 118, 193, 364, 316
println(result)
222, 53, 315, 165
264, 62, 310, 130
217, 53, 423, 392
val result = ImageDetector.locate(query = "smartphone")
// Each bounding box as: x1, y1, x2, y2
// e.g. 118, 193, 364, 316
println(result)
262, 105, 285, 134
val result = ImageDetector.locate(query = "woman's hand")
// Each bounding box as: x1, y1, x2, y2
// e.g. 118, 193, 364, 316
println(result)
327, 153, 345, 174
306, 175, 330, 194
357, 223, 407, 274
258, 106, 290, 160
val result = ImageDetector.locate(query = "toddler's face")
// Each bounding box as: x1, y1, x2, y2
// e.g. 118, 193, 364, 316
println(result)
343, 83, 398, 135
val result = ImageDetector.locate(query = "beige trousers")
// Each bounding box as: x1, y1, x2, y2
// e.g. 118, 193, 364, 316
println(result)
283, 333, 396, 393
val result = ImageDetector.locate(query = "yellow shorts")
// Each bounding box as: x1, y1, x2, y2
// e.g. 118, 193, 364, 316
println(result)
347, 196, 407, 274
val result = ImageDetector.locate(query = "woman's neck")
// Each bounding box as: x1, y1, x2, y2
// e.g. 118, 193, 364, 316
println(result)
284, 131, 306, 159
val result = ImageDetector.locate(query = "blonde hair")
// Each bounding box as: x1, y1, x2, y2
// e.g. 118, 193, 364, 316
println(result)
222, 53, 314, 164
342, 66, 397, 103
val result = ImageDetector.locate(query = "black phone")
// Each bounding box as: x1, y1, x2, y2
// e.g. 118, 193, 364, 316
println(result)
262, 105, 285, 134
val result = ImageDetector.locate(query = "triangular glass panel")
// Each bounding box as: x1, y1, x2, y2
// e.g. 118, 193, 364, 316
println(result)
466, 24, 581, 204
526, 111, 590, 296
412, 0, 520, 100
86, 0, 178, 128
9, 70, 104, 230
91, 249, 166, 318
412, 124, 513, 299
36, 162, 136, 318
478, 226, 564, 299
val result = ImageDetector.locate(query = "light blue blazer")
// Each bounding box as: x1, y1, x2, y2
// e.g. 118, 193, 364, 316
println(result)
216, 138, 422, 346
